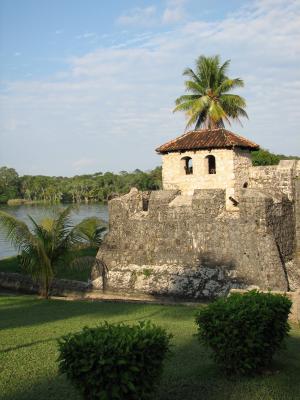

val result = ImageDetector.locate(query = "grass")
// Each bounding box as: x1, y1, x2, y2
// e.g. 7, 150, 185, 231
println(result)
0, 247, 98, 282
0, 295, 300, 400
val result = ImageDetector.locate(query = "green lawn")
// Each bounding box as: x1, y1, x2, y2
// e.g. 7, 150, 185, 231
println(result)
0, 295, 300, 400
0, 247, 97, 282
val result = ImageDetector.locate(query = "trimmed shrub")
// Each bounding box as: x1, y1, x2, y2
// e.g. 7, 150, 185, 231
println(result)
195, 290, 292, 375
58, 321, 172, 400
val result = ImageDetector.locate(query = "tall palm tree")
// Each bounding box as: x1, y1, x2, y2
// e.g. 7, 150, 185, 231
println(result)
173, 55, 248, 130
0, 207, 107, 298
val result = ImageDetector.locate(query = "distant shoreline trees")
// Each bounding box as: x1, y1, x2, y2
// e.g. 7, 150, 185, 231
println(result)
0, 166, 162, 204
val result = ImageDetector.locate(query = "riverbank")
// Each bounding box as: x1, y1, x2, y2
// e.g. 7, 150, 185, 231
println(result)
6, 198, 46, 205
5, 198, 108, 206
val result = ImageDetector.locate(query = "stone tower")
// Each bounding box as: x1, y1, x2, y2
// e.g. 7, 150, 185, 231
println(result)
156, 128, 259, 209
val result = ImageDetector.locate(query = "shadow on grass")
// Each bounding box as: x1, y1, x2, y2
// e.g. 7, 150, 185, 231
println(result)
157, 333, 300, 400
1, 296, 299, 400
0, 295, 198, 332
0, 321, 300, 400
1, 375, 81, 400
3, 335, 300, 400
1, 337, 60, 354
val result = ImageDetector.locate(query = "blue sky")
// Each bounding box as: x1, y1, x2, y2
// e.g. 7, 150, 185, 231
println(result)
0, 0, 299, 176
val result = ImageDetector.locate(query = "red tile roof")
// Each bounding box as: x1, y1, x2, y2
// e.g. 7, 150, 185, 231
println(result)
156, 128, 259, 154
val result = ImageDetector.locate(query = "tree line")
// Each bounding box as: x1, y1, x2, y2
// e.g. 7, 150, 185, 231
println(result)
0, 167, 162, 204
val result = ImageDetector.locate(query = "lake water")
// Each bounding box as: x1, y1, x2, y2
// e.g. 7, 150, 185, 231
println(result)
0, 203, 109, 259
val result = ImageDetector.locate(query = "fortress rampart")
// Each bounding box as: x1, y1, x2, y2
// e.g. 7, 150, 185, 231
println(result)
94, 160, 300, 299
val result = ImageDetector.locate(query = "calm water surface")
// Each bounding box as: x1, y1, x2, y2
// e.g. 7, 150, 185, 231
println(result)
0, 203, 109, 259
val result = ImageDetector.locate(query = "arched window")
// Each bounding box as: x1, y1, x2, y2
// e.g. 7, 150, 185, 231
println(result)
205, 155, 216, 174
181, 156, 193, 175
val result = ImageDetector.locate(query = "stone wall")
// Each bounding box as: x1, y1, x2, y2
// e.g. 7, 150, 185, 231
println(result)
249, 160, 300, 200
93, 158, 300, 300
233, 149, 252, 199
0, 272, 90, 296
94, 183, 299, 299
294, 179, 300, 288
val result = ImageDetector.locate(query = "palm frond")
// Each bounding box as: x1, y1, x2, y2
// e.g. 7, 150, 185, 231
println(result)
182, 67, 206, 91
216, 78, 244, 95
184, 80, 206, 95
219, 59, 231, 77
185, 110, 202, 130
219, 94, 248, 121
40, 217, 55, 232
28, 215, 50, 242
53, 206, 74, 240
183, 67, 200, 82
235, 107, 249, 118
174, 94, 201, 106
195, 106, 210, 129
0, 211, 34, 253
208, 100, 231, 126
173, 99, 199, 113
221, 94, 247, 109
184, 96, 210, 129
51, 206, 76, 256
72, 217, 107, 247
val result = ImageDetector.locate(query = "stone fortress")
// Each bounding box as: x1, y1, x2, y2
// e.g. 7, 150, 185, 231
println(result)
94, 128, 300, 299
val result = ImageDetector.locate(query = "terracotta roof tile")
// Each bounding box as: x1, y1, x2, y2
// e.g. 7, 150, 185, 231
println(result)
156, 128, 259, 153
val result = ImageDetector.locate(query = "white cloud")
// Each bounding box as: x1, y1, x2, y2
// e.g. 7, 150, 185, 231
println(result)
1, 0, 300, 175
116, 6, 157, 26
162, 0, 187, 24
117, 1, 188, 26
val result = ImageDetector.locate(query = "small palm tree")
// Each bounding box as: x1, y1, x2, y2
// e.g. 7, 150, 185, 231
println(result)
74, 217, 107, 248
0, 207, 107, 298
174, 55, 248, 129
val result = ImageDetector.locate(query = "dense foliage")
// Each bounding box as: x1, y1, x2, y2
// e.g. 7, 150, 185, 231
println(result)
251, 149, 300, 166
195, 291, 292, 376
0, 166, 162, 204
58, 321, 172, 400
0, 167, 20, 203
174, 55, 248, 129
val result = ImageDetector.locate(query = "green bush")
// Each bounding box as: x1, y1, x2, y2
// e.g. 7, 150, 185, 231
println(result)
58, 321, 172, 400
195, 290, 292, 375
251, 149, 281, 166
